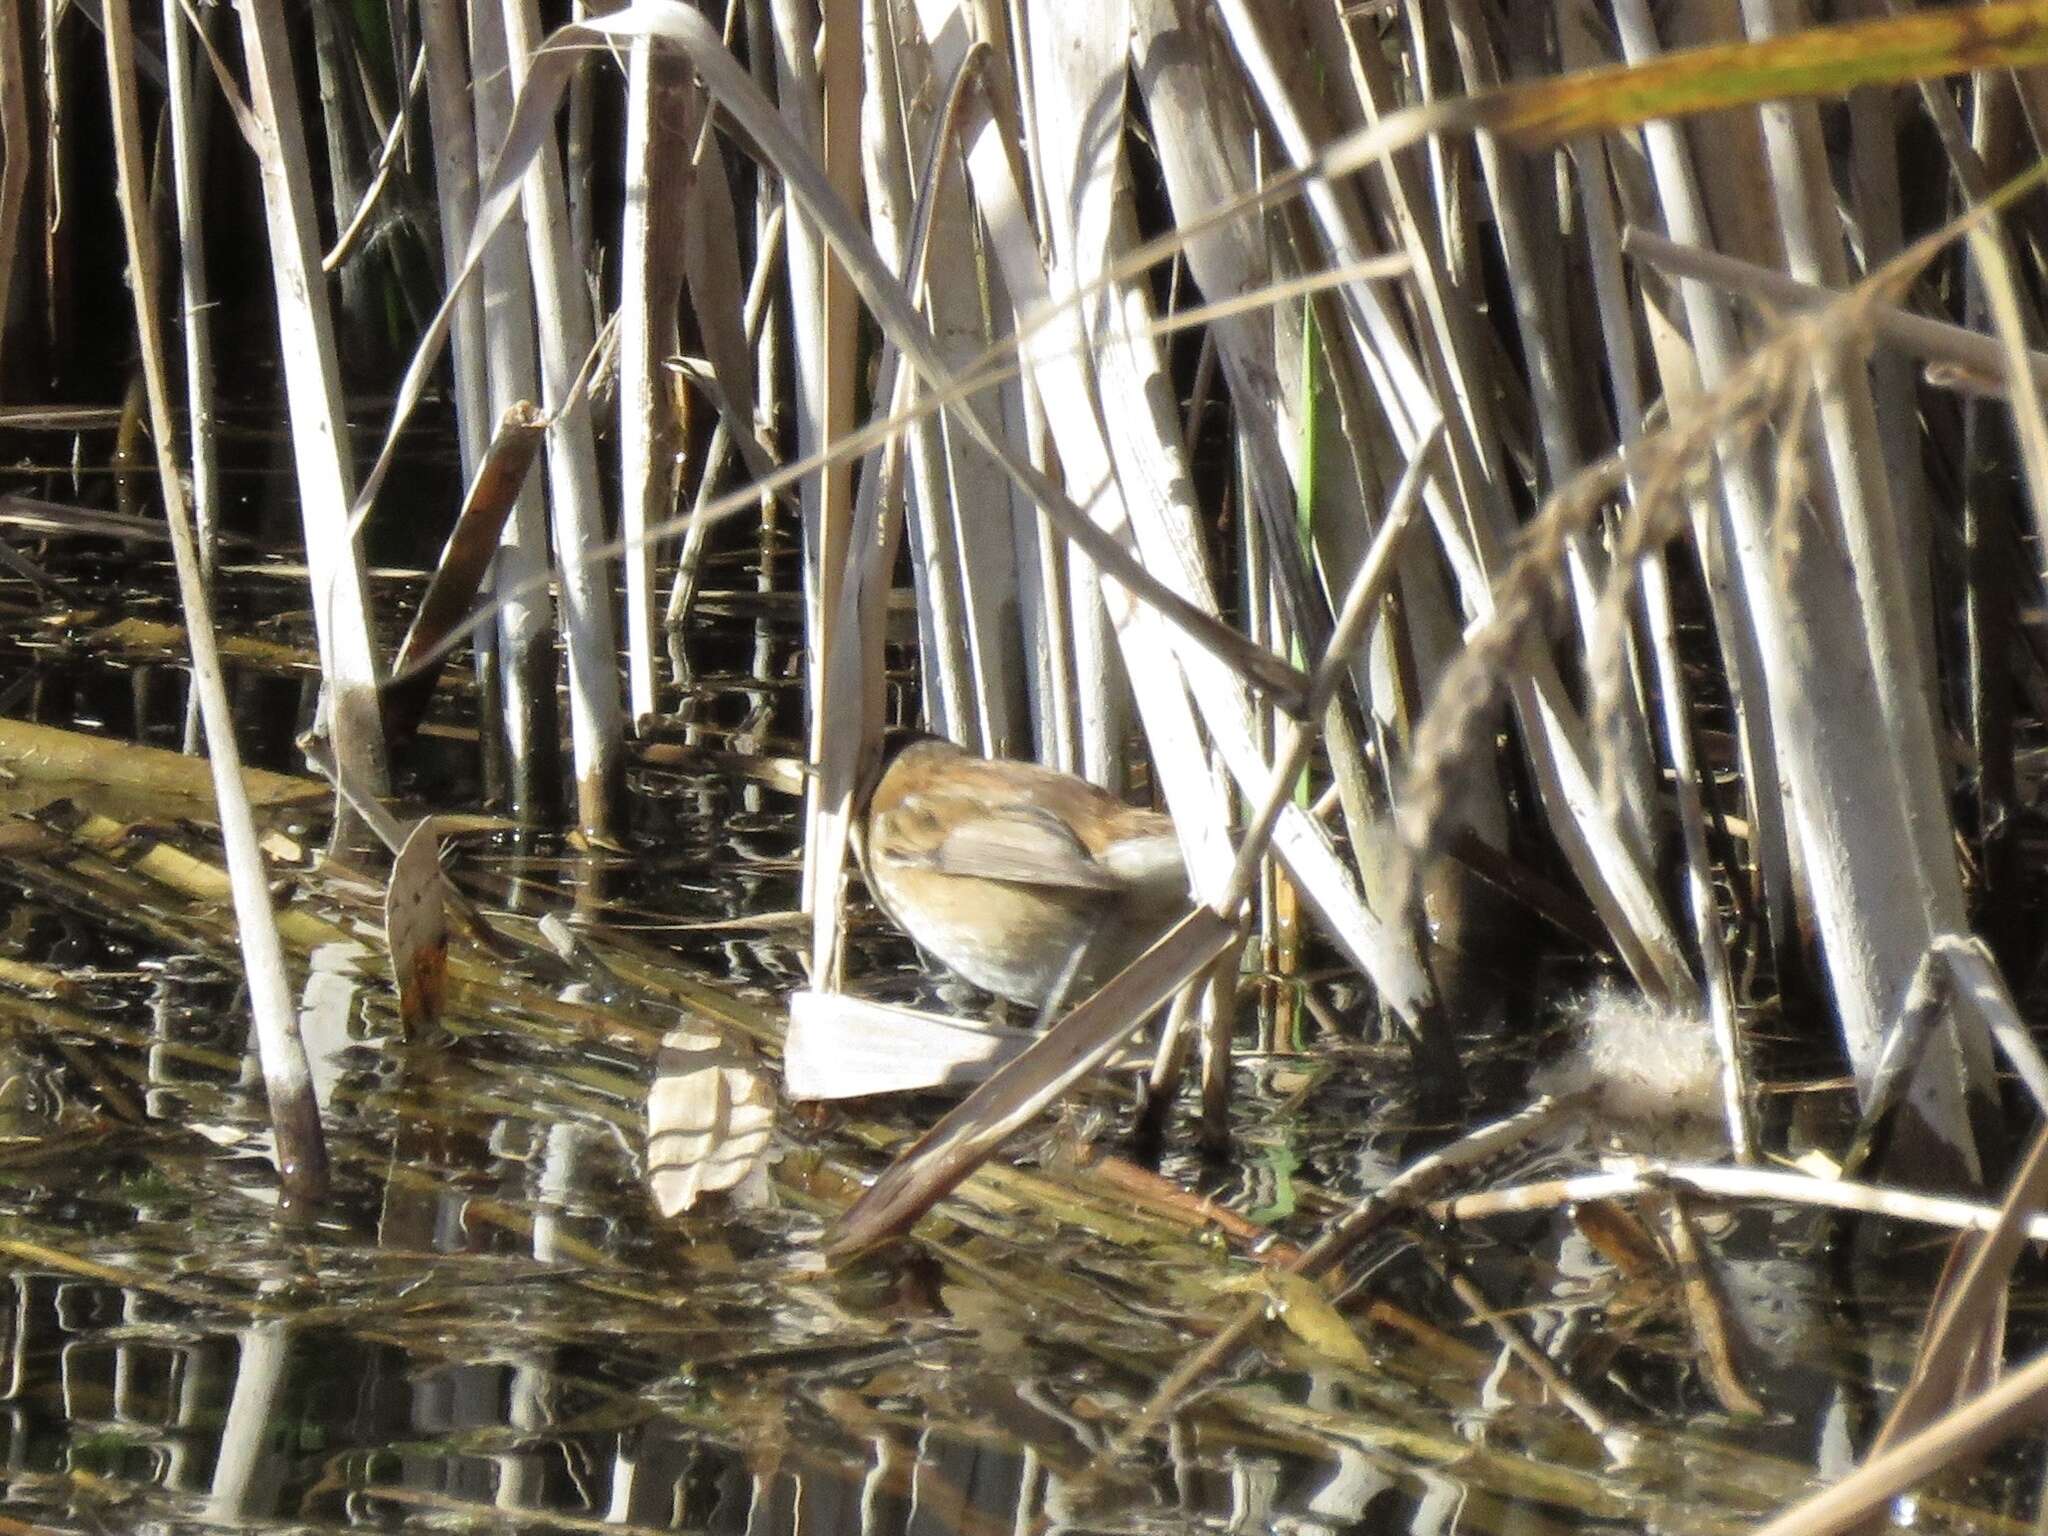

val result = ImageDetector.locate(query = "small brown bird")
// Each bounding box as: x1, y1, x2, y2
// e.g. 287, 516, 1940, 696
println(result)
852, 733, 1190, 1015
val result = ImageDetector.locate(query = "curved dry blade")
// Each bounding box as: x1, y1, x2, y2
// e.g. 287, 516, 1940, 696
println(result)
821, 907, 1236, 1259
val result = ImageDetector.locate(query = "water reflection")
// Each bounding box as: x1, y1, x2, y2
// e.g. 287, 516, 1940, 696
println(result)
6, 1266, 1465, 1532
0, 781, 1472, 1534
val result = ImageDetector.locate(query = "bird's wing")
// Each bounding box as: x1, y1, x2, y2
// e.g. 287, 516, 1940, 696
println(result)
1096, 832, 1189, 898
890, 801, 1124, 890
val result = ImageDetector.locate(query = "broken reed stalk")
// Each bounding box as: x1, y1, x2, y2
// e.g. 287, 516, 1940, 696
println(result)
500, 0, 625, 841
417, 0, 503, 801
231, 0, 391, 816
99, 0, 330, 1205
662, 203, 786, 632
466, 1, 563, 822
1570, 130, 1750, 1159
785, 0, 865, 937
0, 0, 23, 358
616, 35, 685, 723
160, 0, 218, 755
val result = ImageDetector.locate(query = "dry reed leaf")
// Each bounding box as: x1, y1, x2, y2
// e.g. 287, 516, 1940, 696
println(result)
384, 401, 546, 746
646, 1024, 774, 1215
1223, 1269, 1375, 1373
783, 989, 1035, 1100
385, 819, 449, 1029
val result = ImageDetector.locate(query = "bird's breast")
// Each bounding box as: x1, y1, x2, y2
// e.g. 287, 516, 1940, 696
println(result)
866, 859, 1103, 1007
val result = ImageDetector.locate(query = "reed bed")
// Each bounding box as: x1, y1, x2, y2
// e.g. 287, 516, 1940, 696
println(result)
4, 1, 2048, 1531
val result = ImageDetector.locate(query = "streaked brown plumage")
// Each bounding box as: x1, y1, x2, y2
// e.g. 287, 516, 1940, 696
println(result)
852, 735, 1190, 1010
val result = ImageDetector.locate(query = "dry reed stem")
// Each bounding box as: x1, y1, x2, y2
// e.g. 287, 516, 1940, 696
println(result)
1390, 234, 1935, 928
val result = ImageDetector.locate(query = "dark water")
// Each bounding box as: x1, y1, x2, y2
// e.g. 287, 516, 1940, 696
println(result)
0, 486, 2040, 1535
